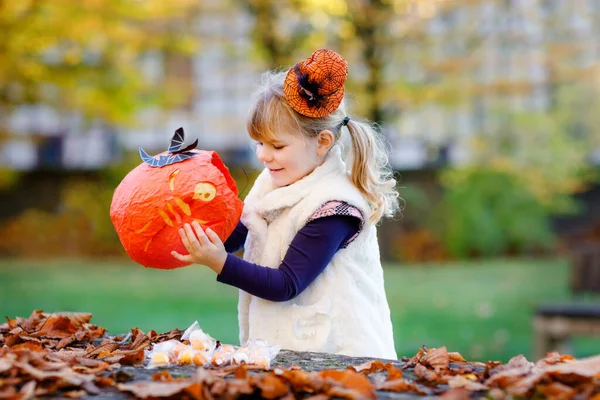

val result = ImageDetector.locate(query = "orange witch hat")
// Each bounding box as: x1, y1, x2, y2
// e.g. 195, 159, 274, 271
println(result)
283, 49, 348, 118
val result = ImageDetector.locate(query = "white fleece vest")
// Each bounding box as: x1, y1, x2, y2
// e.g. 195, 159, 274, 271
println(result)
239, 146, 396, 359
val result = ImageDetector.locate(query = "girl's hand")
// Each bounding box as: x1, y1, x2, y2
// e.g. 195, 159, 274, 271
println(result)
171, 221, 227, 274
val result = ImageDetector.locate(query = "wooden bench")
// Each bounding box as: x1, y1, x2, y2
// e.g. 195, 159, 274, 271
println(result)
533, 243, 600, 360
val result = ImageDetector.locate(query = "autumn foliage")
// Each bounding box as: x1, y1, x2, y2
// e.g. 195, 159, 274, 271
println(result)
1, 310, 599, 399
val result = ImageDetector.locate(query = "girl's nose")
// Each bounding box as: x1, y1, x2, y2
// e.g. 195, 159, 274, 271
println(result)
257, 146, 272, 163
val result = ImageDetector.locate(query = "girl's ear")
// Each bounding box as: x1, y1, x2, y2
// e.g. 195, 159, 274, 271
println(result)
316, 130, 334, 156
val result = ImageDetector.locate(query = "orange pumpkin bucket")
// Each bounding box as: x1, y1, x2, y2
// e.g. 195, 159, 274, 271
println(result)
110, 128, 244, 269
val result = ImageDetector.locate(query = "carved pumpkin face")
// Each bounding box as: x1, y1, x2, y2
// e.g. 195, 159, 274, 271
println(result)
110, 130, 243, 269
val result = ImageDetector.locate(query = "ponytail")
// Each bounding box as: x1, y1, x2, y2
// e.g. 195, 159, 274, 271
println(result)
344, 119, 400, 224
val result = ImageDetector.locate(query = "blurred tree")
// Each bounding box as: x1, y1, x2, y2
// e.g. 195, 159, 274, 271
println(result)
241, 0, 347, 69
343, 0, 395, 123
244, 0, 458, 123
438, 168, 555, 258
402, 1, 600, 257
0, 0, 199, 125
242, 1, 306, 69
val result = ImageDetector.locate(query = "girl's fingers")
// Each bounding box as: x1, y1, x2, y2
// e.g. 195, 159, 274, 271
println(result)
205, 228, 221, 245
179, 227, 193, 251
171, 251, 192, 262
192, 221, 211, 247
183, 224, 202, 253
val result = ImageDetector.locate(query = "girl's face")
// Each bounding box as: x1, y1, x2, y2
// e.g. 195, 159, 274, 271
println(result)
255, 122, 332, 188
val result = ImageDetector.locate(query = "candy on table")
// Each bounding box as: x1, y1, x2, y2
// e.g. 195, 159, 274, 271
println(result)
243, 339, 281, 369
145, 339, 181, 368
211, 344, 236, 367
189, 329, 216, 351
150, 351, 170, 365
178, 347, 210, 366
172, 342, 188, 357
177, 348, 195, 365
145, 322, 280, 369
181, 321, 217, 352
231, 347, 250, 365
192, 351, 209, 366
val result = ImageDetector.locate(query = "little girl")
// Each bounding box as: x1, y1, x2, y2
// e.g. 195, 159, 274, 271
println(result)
172, 49, 400, 359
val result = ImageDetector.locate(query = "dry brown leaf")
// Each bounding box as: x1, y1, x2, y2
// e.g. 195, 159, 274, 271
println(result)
2, 333, 25, 347
485, 354, 535, 389
485, 368, 531, 389
326, 384, 374, 400
50, 313, 93, 328
72, 327, 106, 345
32, 315, 79, 339
71, 359, 113, 375
447, 375, 489, 391
152, 370, 177, 382
401, 345, 427, 370
254, 373, 290, 399
94, 376, 115, 388
127, 328, 151, 351
319, 370, 376, 400
0, 351, 16, 373
303, 395, 330, 400
210, 378, 228, 396
538, 351, 575, 366
56, 335, 78, 349
85, 342, 119, 358
118, 380, 196, 398
50, 350, 88, 362
148, 327, 184, 343
234, 365, 249, 380
97, 355, 125, 364
18, 380, 37, 399
422, 346, 450, 373
414, 363, 446, 383
117, 349, 145, 366
536, 382, 577, 399
376, 377, 428, 395
490, 354, 533, 376
63, 389, 87, 398
10, 341, 46, 353
223, 378, 255, 397
279, 369, 325, 393
448, 352, 467, 363
505, 354, 600, 397
386, 365, 403, 381
183, 382, 204, 399
2, 310, 44, 332
439, 388, 471, 400
347, 360, 389, 374
15, 360, 95, 386
487, 388, 507, 399
545, 354, 600, 378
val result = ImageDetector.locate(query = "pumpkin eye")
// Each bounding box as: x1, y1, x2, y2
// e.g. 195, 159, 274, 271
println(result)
169, 169, 180, 191
193, 182, 216, 202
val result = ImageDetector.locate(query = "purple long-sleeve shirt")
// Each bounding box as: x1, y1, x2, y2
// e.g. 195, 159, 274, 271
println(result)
217, 216, 360, 302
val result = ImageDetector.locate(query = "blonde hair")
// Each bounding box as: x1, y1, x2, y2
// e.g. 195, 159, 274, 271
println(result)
247, 71, 400, 224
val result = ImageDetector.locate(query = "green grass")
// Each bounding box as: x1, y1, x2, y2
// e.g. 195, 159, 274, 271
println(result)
1, 257, 598, 362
